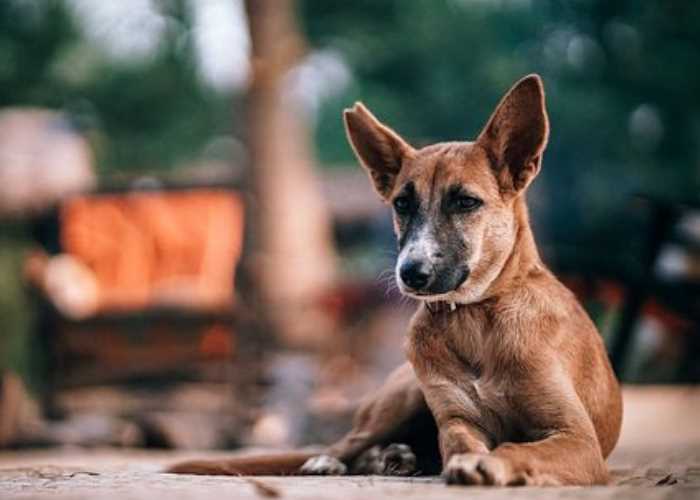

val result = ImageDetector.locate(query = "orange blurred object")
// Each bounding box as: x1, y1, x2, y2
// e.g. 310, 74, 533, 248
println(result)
59, 190, 244, 313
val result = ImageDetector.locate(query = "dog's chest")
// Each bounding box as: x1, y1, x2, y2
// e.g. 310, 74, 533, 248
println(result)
408, 307, 517, 441
410, 305, 503, 372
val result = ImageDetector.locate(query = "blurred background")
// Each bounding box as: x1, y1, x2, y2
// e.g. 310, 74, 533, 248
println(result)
0, 0, 698, 452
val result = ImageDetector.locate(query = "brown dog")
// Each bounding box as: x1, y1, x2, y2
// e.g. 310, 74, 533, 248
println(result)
167, 74, 622, 486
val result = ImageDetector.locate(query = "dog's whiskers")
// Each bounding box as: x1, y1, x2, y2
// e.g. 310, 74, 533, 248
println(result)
377, 266, 400, 297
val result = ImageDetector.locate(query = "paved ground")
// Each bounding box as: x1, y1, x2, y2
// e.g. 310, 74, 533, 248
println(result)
1, 386, 699, 499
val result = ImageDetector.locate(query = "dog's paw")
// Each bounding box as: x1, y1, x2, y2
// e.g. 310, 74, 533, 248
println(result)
351, 446, 383, 474
352, 443, 417, 476
443, 453, 511, 486
443, 454, 562, 487
381, 443, 416, 476
300, 454, 348, 475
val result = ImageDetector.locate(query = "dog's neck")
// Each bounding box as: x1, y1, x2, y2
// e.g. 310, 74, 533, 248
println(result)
486, 194, 543, 295
425, 196, 542, 315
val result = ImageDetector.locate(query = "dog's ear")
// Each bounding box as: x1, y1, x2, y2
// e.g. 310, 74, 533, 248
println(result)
477, 74, 549, 193
344, 102, 414, 200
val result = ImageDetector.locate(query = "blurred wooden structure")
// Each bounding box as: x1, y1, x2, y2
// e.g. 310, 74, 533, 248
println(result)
27, 182, 251, 416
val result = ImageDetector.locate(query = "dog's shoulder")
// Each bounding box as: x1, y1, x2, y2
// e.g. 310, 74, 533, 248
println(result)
487, 266, 598, 346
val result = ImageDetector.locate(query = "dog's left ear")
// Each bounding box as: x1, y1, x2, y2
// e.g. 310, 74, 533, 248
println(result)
477, 74, 549, 193
344, 102, 414, 201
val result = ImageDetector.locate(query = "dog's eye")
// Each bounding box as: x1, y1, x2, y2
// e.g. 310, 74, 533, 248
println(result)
393, 196, 412, 214
455, 196, 482, 212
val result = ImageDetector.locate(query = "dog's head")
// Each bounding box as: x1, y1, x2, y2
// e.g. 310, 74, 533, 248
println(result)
344, 75, 549, 304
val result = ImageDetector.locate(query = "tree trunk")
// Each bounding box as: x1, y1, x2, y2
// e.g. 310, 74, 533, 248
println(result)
243, 0, 338, 346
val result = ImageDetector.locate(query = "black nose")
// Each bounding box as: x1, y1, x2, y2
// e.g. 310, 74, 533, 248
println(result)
400, 260, 431, 290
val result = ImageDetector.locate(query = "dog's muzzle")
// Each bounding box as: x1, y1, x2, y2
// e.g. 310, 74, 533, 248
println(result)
398, 260, 469, 295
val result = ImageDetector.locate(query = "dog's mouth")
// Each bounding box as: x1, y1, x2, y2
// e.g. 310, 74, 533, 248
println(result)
406, 290, 458, 301
400, 268, 470, 300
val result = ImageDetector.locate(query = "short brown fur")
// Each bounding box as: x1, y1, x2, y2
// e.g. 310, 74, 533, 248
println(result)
167, 75, 622, 487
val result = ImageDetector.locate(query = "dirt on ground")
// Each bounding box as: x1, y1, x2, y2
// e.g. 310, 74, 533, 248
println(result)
1, 386, 699, 499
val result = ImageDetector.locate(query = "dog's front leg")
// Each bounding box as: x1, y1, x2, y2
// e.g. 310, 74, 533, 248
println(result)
490, 431, 607, 486
408, 333, 494, 474
443, 429, 607, 486
439, 417, 490, 458
419, 381, 494, 479
443, 374, 608, 486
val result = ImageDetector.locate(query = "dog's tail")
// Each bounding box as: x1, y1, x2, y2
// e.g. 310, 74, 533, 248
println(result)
165, 451, 319, 476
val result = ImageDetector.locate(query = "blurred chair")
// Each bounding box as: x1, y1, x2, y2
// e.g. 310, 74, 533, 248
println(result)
25, 181, 251, 422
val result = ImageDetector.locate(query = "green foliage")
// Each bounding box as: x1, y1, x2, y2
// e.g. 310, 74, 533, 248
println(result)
0, 0, 235, 174
3, 0, 697, 213
300, 0, 700, 246
0, 1, 77, 106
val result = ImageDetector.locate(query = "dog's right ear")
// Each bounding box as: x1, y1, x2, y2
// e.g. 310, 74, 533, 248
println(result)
476, 74, 549, 194
344, 103, 414, 200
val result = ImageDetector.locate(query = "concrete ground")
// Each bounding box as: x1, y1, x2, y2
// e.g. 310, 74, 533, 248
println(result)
1, 386, 699, 499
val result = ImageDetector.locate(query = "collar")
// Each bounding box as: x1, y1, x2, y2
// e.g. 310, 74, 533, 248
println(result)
424, 300, 460, 315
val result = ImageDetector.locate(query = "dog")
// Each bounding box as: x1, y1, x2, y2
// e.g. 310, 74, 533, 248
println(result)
167, 74, 622, 486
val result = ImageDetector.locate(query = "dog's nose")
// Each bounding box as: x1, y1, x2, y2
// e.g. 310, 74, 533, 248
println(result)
400, 260, 431, 290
